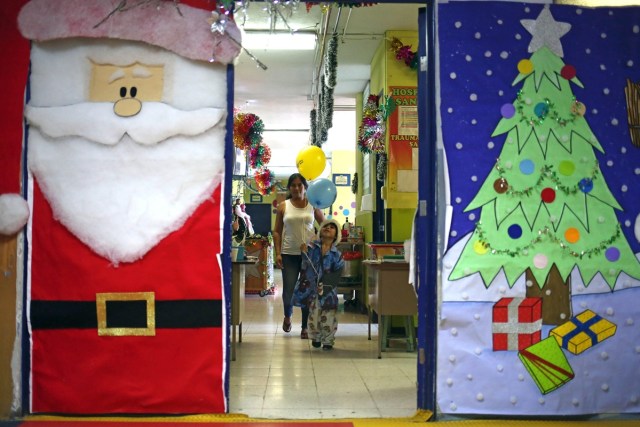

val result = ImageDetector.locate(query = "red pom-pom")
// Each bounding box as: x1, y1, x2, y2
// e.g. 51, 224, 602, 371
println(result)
560, 65, 576, 80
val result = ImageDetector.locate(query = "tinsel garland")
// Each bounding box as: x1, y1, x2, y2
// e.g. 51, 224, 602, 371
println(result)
357, 94, 394, 154
249, 143, 272, 169
305, 2, 376, 12
475, 221, 622, 260
324, 33, 338, 89
234, 112, 264, 150
351, 172, 358, 194
321, 74, 334, 135
494, 159, 600, 197
514, 90, 583, 127
390, 37, 418, 71
376, 153, 387, 182
309, 109, 318, 146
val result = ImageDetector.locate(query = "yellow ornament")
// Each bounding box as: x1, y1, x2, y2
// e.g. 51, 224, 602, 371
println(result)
473, 240, 489, 255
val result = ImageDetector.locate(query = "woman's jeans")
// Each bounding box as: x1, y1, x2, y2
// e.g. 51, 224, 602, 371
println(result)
281, 254, 309, 329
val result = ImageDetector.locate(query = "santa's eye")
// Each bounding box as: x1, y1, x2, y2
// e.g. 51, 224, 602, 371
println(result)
119, 87, 127, 97
130, 87, 138, 97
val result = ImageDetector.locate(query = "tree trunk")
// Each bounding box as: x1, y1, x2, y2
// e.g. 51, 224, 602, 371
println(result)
525, 265, 571, 325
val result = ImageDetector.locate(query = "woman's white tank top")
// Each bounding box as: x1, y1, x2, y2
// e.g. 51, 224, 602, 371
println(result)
281, 199, 315, 255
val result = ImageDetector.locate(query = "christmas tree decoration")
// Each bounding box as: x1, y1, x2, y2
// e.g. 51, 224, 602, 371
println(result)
549, 309, 617, 355
520, 5, 571, 57
390, 37, 418, 70
518, 337, 574, 395
449, 6, 640, 325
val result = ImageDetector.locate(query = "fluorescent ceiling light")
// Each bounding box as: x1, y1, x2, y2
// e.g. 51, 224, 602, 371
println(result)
242, 31, 316, 50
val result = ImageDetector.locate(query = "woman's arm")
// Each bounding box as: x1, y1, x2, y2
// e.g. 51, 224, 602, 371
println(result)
313, 207, 325, 226
272, 201, 285, 269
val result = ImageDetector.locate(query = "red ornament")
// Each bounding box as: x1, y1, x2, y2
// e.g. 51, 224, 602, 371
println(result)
541, 187, 556, 203
560, 65, 576, 80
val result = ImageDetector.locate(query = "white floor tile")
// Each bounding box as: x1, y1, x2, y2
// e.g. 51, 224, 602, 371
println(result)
230, 270, 418, 419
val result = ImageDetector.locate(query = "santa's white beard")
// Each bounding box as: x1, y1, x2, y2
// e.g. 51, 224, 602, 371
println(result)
27, 107, 226, 264
25, 102, 225, 146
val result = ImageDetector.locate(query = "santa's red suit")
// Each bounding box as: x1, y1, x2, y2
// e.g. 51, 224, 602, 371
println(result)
29, 182, 226, 414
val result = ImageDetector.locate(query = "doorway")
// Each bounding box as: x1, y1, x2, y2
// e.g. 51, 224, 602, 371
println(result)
243, 203, 272, 236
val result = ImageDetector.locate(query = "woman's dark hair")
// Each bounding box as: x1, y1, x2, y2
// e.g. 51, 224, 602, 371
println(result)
287, 173, 308, 189
285, 173, 308, 199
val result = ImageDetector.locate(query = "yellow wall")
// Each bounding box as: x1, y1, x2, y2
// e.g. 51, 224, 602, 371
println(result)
382, 30, 418, 213
355, 31, 418, 247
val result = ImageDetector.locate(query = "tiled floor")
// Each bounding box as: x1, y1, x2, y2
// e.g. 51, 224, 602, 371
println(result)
229, 273, 418, 420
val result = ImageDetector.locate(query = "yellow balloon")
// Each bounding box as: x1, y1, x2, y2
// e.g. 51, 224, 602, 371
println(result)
296, 146, 326, 180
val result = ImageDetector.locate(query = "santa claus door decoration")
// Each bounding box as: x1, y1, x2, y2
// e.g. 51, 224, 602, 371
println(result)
18, 0, 241, 414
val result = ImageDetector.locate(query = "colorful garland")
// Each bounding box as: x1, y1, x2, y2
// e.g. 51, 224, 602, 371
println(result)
357, 94, 395, 153
234, 112, 264, 151
390, 37, 418, 71
249, 143, 272, 169
254, 168, 275, 195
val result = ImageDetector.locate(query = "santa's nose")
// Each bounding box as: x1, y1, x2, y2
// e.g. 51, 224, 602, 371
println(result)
113, 86, 142, 117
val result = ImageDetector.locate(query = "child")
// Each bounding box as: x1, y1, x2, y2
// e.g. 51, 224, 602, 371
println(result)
291, 219, 345, 350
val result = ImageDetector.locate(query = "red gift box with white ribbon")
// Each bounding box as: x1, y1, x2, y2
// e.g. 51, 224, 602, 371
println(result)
492, 297, 542, 351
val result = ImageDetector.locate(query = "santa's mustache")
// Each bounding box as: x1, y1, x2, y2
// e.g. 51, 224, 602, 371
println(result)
25, 102, 226, 146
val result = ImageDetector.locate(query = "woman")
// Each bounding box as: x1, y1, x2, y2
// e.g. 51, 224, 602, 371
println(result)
273, 173, 325, 339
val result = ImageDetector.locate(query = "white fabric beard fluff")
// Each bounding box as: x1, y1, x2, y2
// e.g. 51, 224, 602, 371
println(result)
25, 103, 225, 146
28, 122, 226, 264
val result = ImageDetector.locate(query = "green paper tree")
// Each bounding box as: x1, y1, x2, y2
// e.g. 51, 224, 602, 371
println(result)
449, 7, 640, 325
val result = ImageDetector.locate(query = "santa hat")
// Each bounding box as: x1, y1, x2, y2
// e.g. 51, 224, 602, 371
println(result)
17, 0, 241, 64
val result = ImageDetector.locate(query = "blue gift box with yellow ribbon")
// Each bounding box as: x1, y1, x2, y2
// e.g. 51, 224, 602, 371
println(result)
549, 309, 617, 355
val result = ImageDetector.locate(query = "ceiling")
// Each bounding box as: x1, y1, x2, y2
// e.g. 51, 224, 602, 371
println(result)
232, 2, 423, 179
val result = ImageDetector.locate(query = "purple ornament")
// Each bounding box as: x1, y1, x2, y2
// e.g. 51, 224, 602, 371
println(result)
501, 103, 516, 119
605, 247, 620, 262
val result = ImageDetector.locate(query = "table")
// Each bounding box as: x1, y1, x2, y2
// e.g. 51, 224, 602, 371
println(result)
364, 261, 417, 358
231, 260, 253, 361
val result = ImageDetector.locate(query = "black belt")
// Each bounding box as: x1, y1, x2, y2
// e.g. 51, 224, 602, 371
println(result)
31, 295, 222, 336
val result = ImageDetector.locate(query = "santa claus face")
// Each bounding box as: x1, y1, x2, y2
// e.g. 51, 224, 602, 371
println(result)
25, 39, 228, 264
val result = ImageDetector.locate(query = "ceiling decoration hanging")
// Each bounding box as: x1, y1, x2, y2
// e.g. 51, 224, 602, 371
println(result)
390, 37, 418, 71
311, 31, 338, 147
234, 0, 302, 32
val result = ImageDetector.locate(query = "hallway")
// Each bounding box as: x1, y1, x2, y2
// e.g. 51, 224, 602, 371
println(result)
228, 272, 418, 419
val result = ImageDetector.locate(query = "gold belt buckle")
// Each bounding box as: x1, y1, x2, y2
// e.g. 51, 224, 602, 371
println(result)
96, 292, 156, 336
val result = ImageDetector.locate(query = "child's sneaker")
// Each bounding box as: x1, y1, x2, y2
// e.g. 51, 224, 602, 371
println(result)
322, 344, 333, 350
312, 341, 321, 348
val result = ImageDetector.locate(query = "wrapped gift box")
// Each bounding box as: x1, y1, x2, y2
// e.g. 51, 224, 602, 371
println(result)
549, 309, 617, 355
519, 337, 575, 394
492, 297, 542, 351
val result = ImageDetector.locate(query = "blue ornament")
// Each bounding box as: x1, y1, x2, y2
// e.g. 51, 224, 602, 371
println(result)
508, 224, 523, 239
578, 178, 593, 193
519, 159, 535, 175
307, 178, 337, 209
534, 102, 548, 118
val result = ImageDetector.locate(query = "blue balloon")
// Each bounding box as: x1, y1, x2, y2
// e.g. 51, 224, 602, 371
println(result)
307, 178, 337, 209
